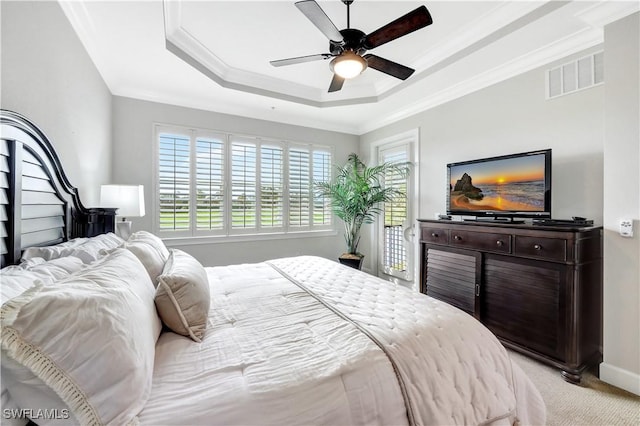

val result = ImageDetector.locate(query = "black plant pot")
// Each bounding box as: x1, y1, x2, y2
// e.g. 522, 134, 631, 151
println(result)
338, 254, 364, 270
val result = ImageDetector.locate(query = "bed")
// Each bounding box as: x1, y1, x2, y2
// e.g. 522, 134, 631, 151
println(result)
0, 110, 546, 425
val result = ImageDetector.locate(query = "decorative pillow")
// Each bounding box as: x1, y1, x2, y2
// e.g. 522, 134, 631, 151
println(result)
121, 230, 169, 284
20, 237, 89, 261
1, 249, 161, 425
155, 249, 210, 342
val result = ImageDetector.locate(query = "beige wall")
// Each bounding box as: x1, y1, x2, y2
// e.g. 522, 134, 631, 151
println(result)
601, 12, 640, 395
359, 46, 605, 275
0, 1, 112, 206
360, 46, 605, 225
111, 96, 359, 266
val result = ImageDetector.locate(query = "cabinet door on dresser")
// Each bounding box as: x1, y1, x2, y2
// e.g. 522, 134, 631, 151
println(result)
481, 254, 567, 361
423, 245, 481, 318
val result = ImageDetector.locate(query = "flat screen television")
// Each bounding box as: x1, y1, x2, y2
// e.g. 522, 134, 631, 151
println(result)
446, 149, 551, 222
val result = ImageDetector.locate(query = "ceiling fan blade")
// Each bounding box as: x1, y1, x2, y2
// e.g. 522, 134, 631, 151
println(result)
295, 0, 344, 43
328, 74, 345, 92
363, 6, 432, 49
363, 54, 414, 80
270, 53, 332, 67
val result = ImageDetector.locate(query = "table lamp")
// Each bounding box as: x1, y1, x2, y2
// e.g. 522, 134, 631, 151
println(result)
100, 184, 145, 240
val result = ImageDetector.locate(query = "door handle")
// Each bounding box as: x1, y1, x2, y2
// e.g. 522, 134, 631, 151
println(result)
403, 224, 414, 242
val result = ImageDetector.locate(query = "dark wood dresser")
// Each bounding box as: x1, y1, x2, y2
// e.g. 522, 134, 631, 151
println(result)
418, 219, 603, 383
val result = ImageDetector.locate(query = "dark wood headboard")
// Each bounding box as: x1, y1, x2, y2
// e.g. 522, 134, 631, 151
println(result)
0, 110, 116, 267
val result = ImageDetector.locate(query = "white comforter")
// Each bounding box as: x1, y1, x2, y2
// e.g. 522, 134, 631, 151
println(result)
139, 256, 545, 425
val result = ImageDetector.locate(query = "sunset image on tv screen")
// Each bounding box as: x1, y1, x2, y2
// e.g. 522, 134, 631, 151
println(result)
449, 154, 546, 212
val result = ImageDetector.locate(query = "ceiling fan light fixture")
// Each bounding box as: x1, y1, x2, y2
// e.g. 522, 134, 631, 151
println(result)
330, 51, 367, 79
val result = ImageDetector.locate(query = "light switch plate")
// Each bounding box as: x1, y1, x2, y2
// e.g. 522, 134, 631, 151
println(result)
620, 219, 633, 237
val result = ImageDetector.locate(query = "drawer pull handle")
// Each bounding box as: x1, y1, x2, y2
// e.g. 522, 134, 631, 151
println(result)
454, 235, 462, 241
534, 244, 542, 250
431, 232, 438, 237
496, 240, 503, 247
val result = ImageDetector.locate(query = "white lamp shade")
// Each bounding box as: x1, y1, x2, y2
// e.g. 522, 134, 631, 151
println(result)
100, 185, 145, 218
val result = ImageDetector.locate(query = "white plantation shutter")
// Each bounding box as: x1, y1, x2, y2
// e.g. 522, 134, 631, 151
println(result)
312, 149, 331, 226
231, 139, 257, 230
158, 133, 190, 231
381, 145, 409, 277
196, 136, 225, 231
289, 148, 310, 227
260, 144, 284, 228
156, 125, 331, 237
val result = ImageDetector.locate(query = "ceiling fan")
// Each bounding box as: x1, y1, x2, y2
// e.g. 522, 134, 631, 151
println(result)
270, 0, 433, 93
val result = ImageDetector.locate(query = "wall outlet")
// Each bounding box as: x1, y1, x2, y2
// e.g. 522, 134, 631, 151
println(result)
619, 219, 633, 237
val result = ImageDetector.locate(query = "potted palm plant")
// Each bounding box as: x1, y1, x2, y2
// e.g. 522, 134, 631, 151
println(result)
315, 153, 409, 270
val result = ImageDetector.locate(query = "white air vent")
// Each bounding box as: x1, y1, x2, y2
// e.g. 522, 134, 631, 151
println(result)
547, 51, 604, 99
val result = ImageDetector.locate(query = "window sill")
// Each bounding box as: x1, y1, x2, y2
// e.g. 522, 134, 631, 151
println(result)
162, 229, 338, 247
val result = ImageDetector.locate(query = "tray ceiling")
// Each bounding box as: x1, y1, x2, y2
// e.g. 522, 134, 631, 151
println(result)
60, 1, 638, 134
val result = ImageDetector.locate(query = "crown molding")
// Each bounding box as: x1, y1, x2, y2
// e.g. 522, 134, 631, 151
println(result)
575, 0, 640, 28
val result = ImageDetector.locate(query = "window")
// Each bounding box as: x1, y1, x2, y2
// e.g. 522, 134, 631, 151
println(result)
260, 144, 284, 229
155, 125, 332, 238
230, 138, 257, 230
288, 147, 310, 228
159, 133, 190, 231
196, 136, 224, 231
381, 145, 410, 276
312, 150, 331, 226
374, 134, 417, 285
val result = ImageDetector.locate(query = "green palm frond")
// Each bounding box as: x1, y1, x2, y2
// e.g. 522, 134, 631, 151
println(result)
314, 153, 410, 255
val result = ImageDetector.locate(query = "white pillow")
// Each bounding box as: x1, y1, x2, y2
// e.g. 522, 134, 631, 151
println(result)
1, 354, 78, 426
19, 256, 85, 279
155, 249, 210, 342
20, 237, 88, 261
0, 256, 81, 305
0, 272, 45, 305
1, 249, 161, 425
124, 231, 169, 284
19, 233, 125, 264
0, 256, 85, 425
66, 232, 125, 263
128, 230, 169, 259
1, 380, 29, 426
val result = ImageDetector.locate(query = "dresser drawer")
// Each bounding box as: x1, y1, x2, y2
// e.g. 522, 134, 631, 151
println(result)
421, 227, 449, 245
515, 236, 567, 262
449, 230, 512, 254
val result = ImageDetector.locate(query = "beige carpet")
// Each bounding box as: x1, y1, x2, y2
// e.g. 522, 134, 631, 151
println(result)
509, 350, 640, 425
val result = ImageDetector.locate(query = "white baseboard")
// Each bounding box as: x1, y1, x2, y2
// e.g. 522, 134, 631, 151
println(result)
600, 362, 640, 396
